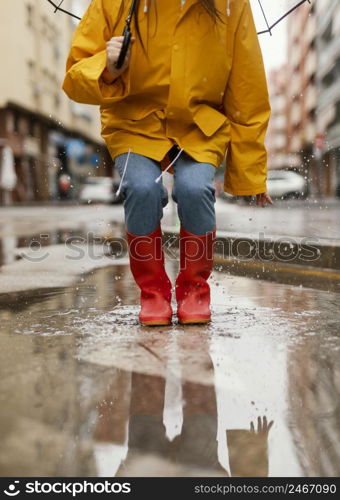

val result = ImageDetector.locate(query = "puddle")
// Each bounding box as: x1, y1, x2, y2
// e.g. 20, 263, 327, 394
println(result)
0, 263, 339, 477
0, 220, 126, 267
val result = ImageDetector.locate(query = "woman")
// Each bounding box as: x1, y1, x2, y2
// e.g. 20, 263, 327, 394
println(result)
62, 0, 273, 327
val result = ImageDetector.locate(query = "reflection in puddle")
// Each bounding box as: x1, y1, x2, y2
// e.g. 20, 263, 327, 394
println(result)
0, 220, 125, 267
94, 354, 273, 477
0, 263, 339, 477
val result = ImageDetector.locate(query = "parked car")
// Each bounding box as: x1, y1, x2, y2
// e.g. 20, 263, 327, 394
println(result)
220, 169, 307, 203
79, 177, 123, 204
221, 190, 238, 202
266, 170, 307, 199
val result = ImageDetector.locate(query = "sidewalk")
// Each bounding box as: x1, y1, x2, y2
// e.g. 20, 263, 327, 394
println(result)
0, 201, 339, 301
162, 198, 340, 273
163, 197, 340, 241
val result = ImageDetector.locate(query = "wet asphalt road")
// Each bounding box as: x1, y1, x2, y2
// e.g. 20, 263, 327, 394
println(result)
0, 257, 339, 477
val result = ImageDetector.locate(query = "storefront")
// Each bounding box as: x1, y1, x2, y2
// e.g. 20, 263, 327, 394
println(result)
0, 103, 112, 205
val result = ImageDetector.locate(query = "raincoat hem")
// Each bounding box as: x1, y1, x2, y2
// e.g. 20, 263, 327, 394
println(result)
108, 144, 221, 170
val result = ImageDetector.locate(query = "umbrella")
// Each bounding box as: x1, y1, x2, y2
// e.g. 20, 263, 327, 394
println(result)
251, 0, 312, 35
46, 0, 312, 67
46, 0, 313, 36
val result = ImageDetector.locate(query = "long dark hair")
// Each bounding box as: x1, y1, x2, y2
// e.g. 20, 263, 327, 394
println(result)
114, 0, 225, 59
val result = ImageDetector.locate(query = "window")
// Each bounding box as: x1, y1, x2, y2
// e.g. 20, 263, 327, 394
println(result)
54, 93, 61, 110
41, 16, 48, 37
26, 3, 34, 28
13, 112, 20, 134
53, 44, 61, 61
27, 60, 35, 83
29, 119, 39, 138
6, 111, 15, 134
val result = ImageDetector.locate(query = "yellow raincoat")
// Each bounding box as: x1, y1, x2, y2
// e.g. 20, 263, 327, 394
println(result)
62, 0, 271, 196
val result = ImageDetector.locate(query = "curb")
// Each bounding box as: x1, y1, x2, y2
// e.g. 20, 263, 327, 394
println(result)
161, 226, 340, 272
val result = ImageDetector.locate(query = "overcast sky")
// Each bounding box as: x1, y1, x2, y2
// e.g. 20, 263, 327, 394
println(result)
259, 26, 287, 73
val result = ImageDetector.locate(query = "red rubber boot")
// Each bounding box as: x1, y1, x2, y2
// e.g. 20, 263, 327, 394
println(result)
175, 225, 216, 324
126, 224, 173, 326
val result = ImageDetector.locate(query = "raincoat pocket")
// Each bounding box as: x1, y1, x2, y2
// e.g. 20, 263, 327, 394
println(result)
192, 104, 228, 137
100, 104, 165, 140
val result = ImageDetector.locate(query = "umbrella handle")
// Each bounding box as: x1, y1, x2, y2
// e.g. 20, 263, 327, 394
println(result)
115, 25, 131, 69
115, 0, 137, 70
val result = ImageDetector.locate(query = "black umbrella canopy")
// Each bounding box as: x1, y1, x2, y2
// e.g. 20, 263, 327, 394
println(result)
46, 0, 312, 35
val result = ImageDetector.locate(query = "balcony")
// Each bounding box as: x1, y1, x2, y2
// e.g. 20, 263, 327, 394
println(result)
290, 73, 301, 98
304, 50, 317, 79
291, 132, 302, 153
305, 15, 317, 45
289, 43, 301, 70
305, 85, 317, 111
304, 121, 316, 143
291, 102, 302, 126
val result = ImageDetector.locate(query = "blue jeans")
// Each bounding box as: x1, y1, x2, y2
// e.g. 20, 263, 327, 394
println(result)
114, 145, 216, 236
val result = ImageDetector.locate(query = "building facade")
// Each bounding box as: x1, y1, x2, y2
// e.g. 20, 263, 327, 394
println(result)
315, 0, 340, 197
266, 65, 294, 171
0, 0, 112, 204
285, 0, 317, 195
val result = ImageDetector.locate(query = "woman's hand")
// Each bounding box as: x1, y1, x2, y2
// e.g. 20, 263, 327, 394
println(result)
256, 192, 273, 207
105, 36, 135, 81
250, 416, 274, 436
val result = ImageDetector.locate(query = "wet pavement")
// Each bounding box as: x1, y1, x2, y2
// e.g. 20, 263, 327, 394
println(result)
1, 201, 340, 477
213, 198, 340, 241
0, 205, 124, 268
0, 260, 339, 477
1, 197, 340, 244
166, 197, 340, 243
